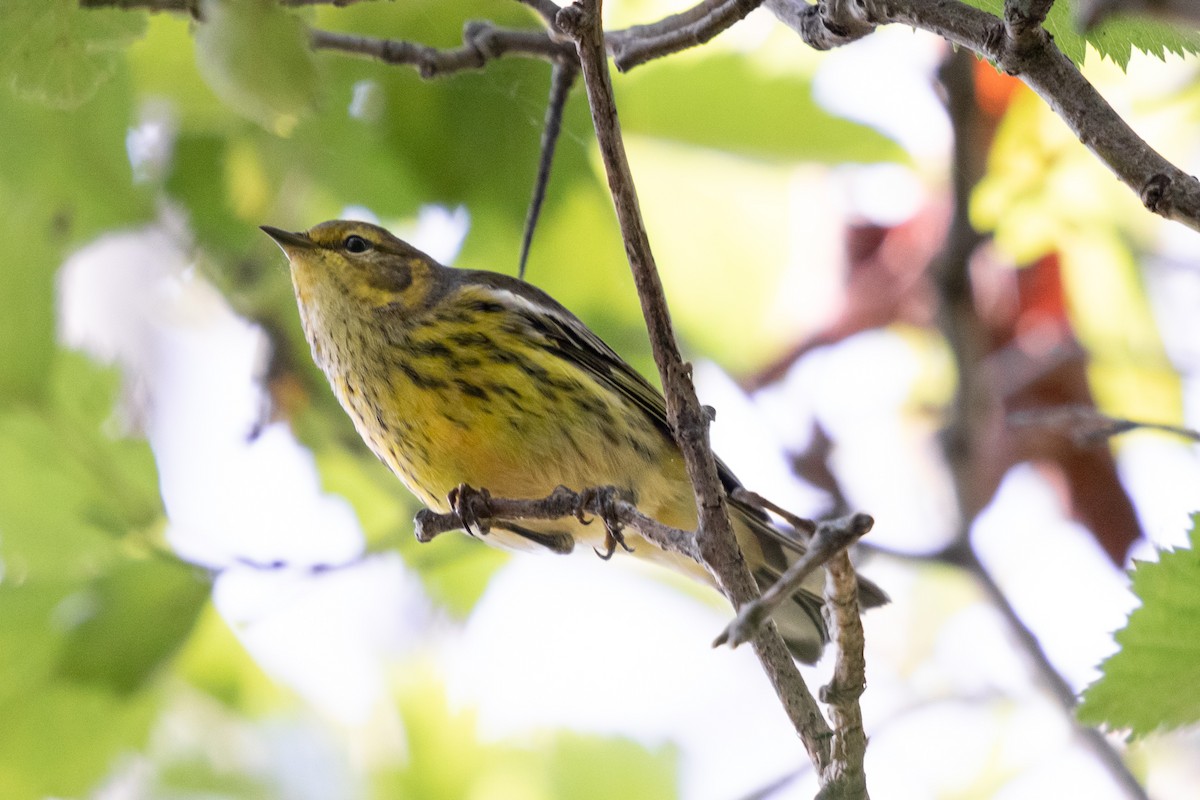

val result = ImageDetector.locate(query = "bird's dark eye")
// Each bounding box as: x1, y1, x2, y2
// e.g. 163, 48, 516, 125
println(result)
344, 235, 370, 254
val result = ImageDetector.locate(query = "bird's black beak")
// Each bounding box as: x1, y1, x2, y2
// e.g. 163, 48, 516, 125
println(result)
260, 225, 316, 253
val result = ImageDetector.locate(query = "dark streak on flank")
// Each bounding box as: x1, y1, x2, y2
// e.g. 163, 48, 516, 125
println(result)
397, 362, 448, 390
624, 432, 656, 462
456, 379, 488, 400
448, 331, 496, 349
410, 339, 453, 360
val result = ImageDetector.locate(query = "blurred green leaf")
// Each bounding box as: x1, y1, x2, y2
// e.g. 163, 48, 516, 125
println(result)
128, 13, 231, 132
1078, 515, 1200, 737
56, 559, 210, 693
617, 53, 905, 163
167, 133, 261, 254
174, 604, 290, 714
548, 733, 678, 800
0, 584, 72, 708
376, 665, 679, 799
0, 0, 146, 108
0, 681, 158, 800
194, 0, 319, 134
0, 191, 58, 402
0, 354, 163, 580
0, 62, 148, 400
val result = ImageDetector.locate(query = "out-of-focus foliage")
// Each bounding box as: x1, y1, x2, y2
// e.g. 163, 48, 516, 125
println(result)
972, 88, 1180, 426
1078, 516, 1200, 737
375, 665, 678, 799
194, 0, 319, 134
0, 355, 205, 798
618, 53, 906, 163
0, 0, 146, 108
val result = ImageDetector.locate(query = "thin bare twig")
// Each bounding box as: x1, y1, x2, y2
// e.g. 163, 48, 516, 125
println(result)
88, 0, 1200, 231
519, 58, 578, 279
727, 486, 875, 794
714, 512, 872, 650
412, 484, 701, 561
309, 0, 767, 75
1078, 0, 1200, 30
310, 23, 574, 78
515, 0, 564, 29
1010, 405, 1200, 445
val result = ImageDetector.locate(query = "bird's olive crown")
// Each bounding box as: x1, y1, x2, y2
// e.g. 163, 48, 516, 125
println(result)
299, 220, 443, 304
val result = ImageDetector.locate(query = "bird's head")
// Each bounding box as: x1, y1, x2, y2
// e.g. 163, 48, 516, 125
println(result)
262, 220, 446, 320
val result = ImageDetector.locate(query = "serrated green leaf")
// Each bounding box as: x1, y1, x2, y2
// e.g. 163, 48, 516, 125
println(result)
960, 0, 1200, 67
194, 0, 319, 134
0, 0, 146, 108
617, 53, 905, 163
1084, 13, 1200, 68
1078, 515, 1200, 736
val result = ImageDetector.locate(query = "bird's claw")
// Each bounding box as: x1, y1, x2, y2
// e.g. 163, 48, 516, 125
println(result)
449, 484, 493, 537
579, 486, 634, 560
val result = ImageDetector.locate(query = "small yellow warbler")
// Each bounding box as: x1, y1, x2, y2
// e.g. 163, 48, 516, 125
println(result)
263, 220, 885, 662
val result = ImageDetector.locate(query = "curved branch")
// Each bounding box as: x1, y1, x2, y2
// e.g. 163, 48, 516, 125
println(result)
608, 0, 768, 71
765, 0, 1200, 231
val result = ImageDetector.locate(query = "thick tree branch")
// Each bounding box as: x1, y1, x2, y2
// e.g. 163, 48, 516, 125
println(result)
515, 0, 564, 29
765, 0, 1200, 231
763, 0, 872, 50
555, 0, 840, 778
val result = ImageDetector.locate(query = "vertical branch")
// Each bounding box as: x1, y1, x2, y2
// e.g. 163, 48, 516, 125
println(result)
820, 552, 869, 797
931, 48, 1149, 800
554, 0, 838, 776
519, 58, 578, 279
